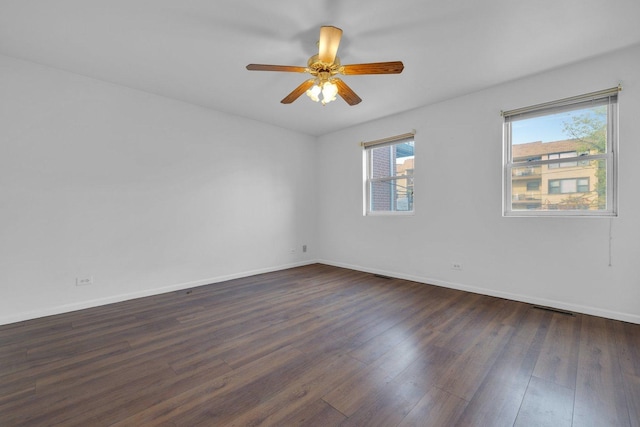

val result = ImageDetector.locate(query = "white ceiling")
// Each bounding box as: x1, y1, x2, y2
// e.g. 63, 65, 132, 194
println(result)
2, 0, 640, 137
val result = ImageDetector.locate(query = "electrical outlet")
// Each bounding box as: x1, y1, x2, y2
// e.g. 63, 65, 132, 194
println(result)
302, 244, 307, 253
76, 276, 94, 286
451, 263, 463, 271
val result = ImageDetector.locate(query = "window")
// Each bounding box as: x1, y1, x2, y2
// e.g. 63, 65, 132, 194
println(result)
548, 178, 589, 194
503, 86, 619, 216
363, 133, 415, 215
526, 181, 540, 191
548, 152, 577, 168
577, 178, 590, 193
548, 151, 592, 169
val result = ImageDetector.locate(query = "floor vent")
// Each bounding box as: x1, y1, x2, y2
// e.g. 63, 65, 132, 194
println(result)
532, 305, 575, 316
373, 274, 393, 280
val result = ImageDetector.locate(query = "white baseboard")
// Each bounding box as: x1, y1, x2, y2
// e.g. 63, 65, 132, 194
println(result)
4, 259, 638, 326
317, 259, 640, 325
0, 260, 316, 326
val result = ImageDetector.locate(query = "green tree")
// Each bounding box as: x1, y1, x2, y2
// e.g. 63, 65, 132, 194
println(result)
562, 106, 607, 209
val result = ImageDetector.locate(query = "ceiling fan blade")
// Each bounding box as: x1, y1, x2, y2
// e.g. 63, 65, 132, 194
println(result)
246, 64, 307, 73
281, 79, 316, 104
318, 26, 343, 64
341, 61, 404, 75
334, 78, 362, 106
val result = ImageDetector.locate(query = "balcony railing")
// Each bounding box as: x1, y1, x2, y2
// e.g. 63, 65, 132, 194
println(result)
512, 191, 541, 201
512, 167, 541, 177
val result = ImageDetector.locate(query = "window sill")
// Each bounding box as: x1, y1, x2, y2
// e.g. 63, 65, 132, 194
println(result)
503, 210, 617, 218
365, 211, 415, 217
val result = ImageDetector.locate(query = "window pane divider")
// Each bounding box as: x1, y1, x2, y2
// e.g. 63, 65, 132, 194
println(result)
511, 153, 609, 167
368, 174, 414, 183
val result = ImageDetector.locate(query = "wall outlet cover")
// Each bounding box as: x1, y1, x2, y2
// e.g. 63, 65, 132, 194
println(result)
76, 276, 94, 286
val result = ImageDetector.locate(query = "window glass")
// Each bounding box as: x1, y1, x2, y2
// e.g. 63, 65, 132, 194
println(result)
503, 87, 618, 216
577, 178, 589, 192
364, 136, 414, 215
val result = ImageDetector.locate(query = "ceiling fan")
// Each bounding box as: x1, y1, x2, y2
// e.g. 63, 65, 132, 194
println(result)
246, 26, 404, 106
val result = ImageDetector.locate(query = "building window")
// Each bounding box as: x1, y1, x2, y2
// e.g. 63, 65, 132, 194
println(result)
549, 178, 590, 194
548, 151, 591, 168
548, 152, 577, 168
363, 133, 415, 215
502, 86, 619, 216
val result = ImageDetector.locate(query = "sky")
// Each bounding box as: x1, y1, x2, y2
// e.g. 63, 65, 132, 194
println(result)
511, 107, 605, 145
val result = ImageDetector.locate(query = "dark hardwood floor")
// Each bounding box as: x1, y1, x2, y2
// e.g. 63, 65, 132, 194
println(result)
1, 264, 638, 426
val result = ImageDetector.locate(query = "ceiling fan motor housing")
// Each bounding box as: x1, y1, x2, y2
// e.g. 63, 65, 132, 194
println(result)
307, 54, 342, 76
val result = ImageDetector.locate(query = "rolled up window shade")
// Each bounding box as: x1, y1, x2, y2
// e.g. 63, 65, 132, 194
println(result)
502, 85, 621, 122
361, 131, 415, 149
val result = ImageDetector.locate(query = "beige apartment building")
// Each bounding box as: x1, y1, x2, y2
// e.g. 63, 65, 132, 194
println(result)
511, 140, 600, 210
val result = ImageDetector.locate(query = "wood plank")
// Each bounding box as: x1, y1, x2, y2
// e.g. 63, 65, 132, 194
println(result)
397, 386, 468, 427
391, 344, 460, 392
431, 295, 508, 354
623, 373, 640, 427
343, 336, 464, 426
372, 328, 442, 378
0, 341, 130, 408
223, 352, 364, 426
435, 321, 515, 401
0, 347, 27, 379
0, 382, 36, 407
322, 364, 393, 416
275, 399, 346, 427
615, 320, 640, 376
338, 376, 427, 427
0, 264, 638, 426
532, 312, 581, 389
514, 376, 574, 427
347, 291, 460, 365
454, 307, 551, 426
574, 315, 632, 427
110, 345, 306, 426
69, 355, 236, 426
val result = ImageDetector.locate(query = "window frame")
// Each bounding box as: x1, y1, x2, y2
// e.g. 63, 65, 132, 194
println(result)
502, 86, 620, 217
362, 133, 415, 216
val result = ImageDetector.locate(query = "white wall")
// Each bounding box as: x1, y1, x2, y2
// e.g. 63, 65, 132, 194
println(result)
2, 45, 639, 326
316, 44, 640, 323
0, 55, 316, 325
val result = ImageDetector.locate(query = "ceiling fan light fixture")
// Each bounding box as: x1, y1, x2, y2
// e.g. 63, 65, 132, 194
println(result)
321, 80, 338, 105
306, 70, 338, 105
306, 83, 321, 102
305, 79, 338, 105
